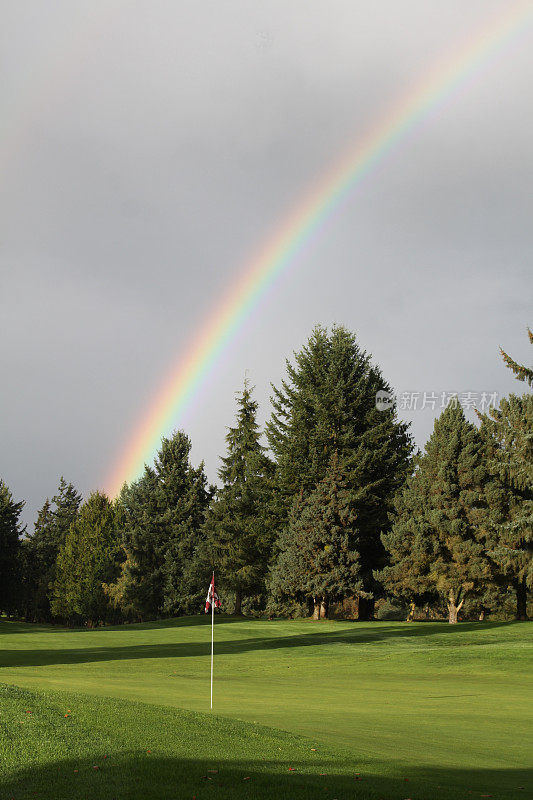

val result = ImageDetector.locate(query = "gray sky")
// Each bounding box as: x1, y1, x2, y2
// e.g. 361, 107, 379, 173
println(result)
1, 1, 532, 528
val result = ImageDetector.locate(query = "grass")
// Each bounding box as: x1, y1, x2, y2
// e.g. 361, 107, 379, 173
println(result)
0, 617, 531, 799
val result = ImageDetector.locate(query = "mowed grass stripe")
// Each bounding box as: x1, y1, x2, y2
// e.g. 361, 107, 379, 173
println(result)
0, 683, 529, 800
0, 618, 531, 798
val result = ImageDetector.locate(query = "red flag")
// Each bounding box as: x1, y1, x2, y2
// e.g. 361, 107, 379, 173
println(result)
205, 574, 221, 613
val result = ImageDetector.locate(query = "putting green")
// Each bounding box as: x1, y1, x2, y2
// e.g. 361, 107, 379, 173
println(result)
1, 618, 531, 799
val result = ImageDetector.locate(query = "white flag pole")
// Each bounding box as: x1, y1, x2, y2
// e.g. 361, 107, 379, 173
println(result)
210, 571, 214, 709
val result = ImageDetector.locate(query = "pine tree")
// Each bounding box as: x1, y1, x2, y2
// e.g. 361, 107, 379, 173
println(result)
51, 491, 120, 624
0, 480, 25, 615
267, 325, 413, 617
378, 404, 498, 623
21, 478, 81, 621
118, 430, 212, 618
200, 381, 278, 614
269, 453, 362, 618
478, 328, 532, 619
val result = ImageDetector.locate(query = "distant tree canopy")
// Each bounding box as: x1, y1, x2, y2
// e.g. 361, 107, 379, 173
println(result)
6, 323, 532, 626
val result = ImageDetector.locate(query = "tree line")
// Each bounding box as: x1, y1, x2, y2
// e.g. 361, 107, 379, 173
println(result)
1, 325, 531, 625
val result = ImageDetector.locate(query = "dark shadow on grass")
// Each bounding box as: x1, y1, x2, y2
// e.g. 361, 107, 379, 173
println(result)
0, 620, 73, 634
1, 615, 523, 636
0, 619, 515, 669
0, 616, 249, 635
1, 752, 531, 800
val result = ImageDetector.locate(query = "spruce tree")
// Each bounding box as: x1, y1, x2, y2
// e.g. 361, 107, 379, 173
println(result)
269, 453, 362, 618
0, 480, 25, 615
51, 491, 120, 624
119, 430, 212, 618
20, 500, 53, 621
116, 466, 161, 617
200, 381, 278, 614
22, 478, 81, 621
267, 325, 413, 617
51, 478, 83, 543
378, 404, 498, 623
478, 328, 532, 619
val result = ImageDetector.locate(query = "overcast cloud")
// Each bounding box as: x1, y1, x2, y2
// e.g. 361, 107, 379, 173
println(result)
1, 1, 532, 527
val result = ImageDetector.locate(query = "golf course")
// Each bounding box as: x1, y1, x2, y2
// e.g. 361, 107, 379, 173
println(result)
1, 617, 531, 799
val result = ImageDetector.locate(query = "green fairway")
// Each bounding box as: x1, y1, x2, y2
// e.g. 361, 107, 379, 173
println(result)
1, 618, 531, 799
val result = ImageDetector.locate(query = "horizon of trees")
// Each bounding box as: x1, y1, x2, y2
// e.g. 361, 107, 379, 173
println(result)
1, 325, 531, 626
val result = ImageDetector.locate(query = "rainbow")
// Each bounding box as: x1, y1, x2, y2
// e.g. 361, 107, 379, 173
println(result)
105, 2, 533, 496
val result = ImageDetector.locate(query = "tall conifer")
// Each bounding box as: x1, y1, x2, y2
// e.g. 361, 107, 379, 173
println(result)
51, 491, 119, 623
0, 480, 25, 615
478, 328, 532, 618
119, 431, 212, 617
378, 404, 498, 623
201, 382, 277, 613
22, 478, 81, 621
267, 325, 412, 617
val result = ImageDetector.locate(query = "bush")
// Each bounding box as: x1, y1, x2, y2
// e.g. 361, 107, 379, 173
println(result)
375, 599, 408, 621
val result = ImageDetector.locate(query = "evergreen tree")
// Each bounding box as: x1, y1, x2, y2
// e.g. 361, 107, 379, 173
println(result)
499, 327, 533, 386
267, 325, 413, 617
269, 453, 362, 618
51, 491, 120, 623
102, 552, 138, 621
52, 478, 83, 543
200, 381, 278, 614
20, 500, 53, 621
22, 478, 81, 621
478, 328, 532, 619
378, 404, 498, 623
119, 431, 212, 618
116, 467, 161, 617
0, 480, 25, 615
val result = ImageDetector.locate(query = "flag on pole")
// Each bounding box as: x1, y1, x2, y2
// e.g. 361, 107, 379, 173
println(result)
205, 573, 221, 614
206, 572, 220, 710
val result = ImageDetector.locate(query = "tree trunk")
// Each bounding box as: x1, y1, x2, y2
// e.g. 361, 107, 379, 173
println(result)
312, 598, 320, 620
358, 596, 375, 621
233, 589, 242, 616
319, 597, 328, 619
447, 589, 464, 624
516, 580, 528, 621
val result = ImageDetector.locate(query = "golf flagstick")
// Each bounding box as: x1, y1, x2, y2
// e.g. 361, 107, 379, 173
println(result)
210, 572, 214, 709
205, 572, 219, 709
